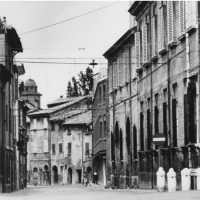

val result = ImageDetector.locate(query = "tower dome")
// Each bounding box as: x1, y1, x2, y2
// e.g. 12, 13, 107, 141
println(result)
24, 79, 37, 87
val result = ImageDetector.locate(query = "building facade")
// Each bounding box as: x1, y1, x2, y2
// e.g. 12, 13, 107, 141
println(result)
92, 71, 109, 186
28, 96, 93, 186
104, 1, 200, 190
0, 18, 24, 192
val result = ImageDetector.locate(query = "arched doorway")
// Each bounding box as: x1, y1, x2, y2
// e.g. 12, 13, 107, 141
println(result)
52, 166, 58, 184
33, 167, 38, 186
67, 168, 72, 184
44, 165, 49, 185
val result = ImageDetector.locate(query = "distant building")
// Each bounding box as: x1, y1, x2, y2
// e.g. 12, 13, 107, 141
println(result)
21, 79, 42, 109
92, 69, 109, 186
28, 95, 93, 186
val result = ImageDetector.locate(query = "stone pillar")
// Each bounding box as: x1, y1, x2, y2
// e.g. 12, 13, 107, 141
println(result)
196, 168, 200, 190
167, 168, 177, 192
156, 167, 166, 192
181, 168, 190, 191
110, 174, 114, 189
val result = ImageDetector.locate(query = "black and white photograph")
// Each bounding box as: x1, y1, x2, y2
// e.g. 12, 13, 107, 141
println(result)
0, 1, 200, 200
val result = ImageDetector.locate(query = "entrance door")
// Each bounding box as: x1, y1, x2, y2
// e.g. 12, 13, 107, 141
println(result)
52, 166, 58, 184
76, 170, 81, 183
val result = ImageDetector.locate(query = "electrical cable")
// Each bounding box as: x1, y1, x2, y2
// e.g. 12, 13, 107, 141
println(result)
20, 2, 119, 35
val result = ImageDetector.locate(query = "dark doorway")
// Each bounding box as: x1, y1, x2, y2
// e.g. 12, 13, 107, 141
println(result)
76, 170, 82, 183
68, 168, 72, 184
52, 166, 58, 184
44, 165, 49, 184
133, 125, 137, 159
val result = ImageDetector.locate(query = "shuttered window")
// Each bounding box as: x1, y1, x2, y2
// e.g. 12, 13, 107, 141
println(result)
142, 24, 147, 63
178, 1, 185, 36
151, 17, 156, 57
135, 32, 141, 68
185, 1, 197, 30
113, 62, 117, 89
167, 1, 174, 44
43, 140, 48, 152
118, 58, 123, 86
33, 142, 37, 153
158, 7, 164, 51
124, 53, 129, 82
109, 65, 112, 92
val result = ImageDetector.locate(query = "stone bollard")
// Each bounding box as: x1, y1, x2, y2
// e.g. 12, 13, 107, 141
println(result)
196, 168, 200, 190
167, 168, 177, 192
156, 167, 166, 192
181, 168, 190, 191
110, 174, 114, 189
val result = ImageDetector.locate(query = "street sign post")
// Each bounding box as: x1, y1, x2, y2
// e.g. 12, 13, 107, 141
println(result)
153, 133, 166, 167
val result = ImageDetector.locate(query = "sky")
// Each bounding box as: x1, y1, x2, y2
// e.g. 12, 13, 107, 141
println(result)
0, 1, 130, 108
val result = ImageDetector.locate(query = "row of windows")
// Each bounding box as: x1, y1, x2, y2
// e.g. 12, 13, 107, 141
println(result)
51, 142, 90, 155
108, 1, 197, 92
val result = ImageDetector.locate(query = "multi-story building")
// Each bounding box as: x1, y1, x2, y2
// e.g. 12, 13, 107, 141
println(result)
104, 1, 200, 190
104, 27, 138, 189
28, 95, 93, 185
92, 69, 109, 186
49, 96, 92, 185
0, 18, 24, 192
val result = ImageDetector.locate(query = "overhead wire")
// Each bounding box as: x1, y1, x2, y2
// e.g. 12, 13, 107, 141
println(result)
19, 2, 119, 35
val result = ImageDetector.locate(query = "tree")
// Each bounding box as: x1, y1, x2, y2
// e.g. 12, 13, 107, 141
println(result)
71, 76, 80, 97
66, 67, 93, 97
66, 81, 73, 97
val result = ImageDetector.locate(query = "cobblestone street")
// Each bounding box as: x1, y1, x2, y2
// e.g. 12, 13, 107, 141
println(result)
0, 185, 200, 200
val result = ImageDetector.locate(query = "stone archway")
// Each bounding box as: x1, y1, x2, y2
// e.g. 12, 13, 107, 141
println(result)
44, 165, 49, 185
52, 165, 58, 184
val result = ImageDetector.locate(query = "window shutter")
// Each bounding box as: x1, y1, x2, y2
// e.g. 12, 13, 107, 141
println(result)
178, 1, 185, 36
43, 140, 48, 152
167, 1, 174, 44
135, 32, 140, 69
109, 65, 112, 92
113, 62, 117, 89
158, 7, 164, 51
124, 53, 129, 82
151, 17, 156, 57
185, 1, 197, 29
118, 58, 122, 86
33, 142, 37, 153
142, 25, 147, 63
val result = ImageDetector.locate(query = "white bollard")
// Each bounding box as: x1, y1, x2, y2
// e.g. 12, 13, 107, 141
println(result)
167, 168, 177, 192
156, 167, 166, 192
181, 168, 190, 191
196, 168, 200, 190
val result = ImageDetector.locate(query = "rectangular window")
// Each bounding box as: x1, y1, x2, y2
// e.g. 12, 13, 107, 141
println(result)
167, 1, 174, 44
100, 121, 103, 138
135, 32, 141, 69
163, 102, 168, 147
59, 143, 63, 153
124, 53, 129, 82
154, 94, 159, 134
118, 58, 122, 86
103, 116, 107, 137
68, 143, 72, 156
142, 24, 147, 63
184, 94, 188, 145
172, 99, 177, 147
113, 62, 117, 89
109, 65, 113, 92
140, 112, 144, 151
52, 144, 55, 154
147, 109, 152, 150
85, 143, 89, 155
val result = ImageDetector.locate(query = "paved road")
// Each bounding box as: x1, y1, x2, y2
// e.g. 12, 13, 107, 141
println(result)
0, 184, 200, 200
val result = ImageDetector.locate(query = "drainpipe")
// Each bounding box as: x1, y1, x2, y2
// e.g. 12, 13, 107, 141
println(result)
186, 32, 191, 168
129, 40, 133, 179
